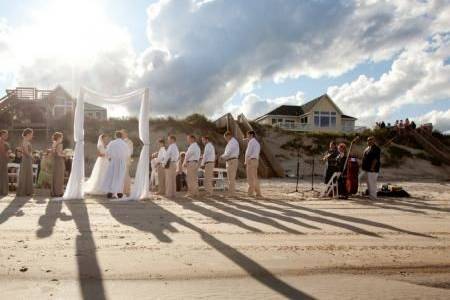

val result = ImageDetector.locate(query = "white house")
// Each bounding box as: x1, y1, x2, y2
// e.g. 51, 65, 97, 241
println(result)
254, 94, 357, 133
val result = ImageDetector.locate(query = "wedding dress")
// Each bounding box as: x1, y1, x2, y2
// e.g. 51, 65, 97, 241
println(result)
84, 136, 109, 195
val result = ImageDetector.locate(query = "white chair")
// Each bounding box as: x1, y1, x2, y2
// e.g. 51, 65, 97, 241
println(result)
321, 172, 341, 198
7, 163, 39, 187
7, 163, 20, 188
197, 167, 228, 191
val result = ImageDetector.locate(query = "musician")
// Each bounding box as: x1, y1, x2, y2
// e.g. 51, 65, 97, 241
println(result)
336, 143, 348, 199
362, 136, 381, 200
322, 141, 339, 184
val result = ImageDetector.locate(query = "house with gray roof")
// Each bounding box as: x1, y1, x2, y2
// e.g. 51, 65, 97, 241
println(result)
254, 94, 357, 133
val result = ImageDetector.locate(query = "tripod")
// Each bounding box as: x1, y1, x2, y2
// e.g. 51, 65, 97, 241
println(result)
289, 148, 317, 194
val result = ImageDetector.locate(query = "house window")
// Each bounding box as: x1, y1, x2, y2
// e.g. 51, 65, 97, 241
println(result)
314, 111, 337, 127
96, 111, 101, 118
314, 111, 320, 126
300, 117, 308, 124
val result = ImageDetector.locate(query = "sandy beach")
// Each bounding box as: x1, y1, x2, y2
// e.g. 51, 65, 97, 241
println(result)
1, 179, 450, 299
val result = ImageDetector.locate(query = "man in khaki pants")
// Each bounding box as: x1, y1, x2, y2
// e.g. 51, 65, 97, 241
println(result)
201, 136, 215, 194
162, 135, 179, 198
156, 138, 166, 195
245, 130, 261, 197
220, 131, 239, 195
183, 135, 201, 197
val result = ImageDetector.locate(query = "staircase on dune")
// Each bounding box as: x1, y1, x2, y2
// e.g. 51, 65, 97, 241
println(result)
409, 129, 450, 165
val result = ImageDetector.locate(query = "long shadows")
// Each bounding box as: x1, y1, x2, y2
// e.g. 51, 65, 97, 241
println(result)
100, 199, 314, 299
177, 197, 305, 234
223, 197, 382, 238
36, 199, 72, 238
0, 196, 31, 224
65, 200, 106, 300
267, 199, 434, 238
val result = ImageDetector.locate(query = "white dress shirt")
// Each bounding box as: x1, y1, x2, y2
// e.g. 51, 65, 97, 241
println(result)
163, 143, 179, 165
157, 146, 166, 164
201, 142, 216, 166
185, 142, 201, 162
245, 137, 260, 163
221, 137, 240, 160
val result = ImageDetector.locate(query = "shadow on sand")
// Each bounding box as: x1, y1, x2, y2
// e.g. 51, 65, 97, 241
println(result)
0, 196, 31, 224
98, 198, 314, 299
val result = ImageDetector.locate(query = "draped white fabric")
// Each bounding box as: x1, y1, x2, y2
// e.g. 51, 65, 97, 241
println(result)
62, 87, 150, 200
62, 89, 85, 199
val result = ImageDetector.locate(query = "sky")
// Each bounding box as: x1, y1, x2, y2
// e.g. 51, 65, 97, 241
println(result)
0, 0, 449, 132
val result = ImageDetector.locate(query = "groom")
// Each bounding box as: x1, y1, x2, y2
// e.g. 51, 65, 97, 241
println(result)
102, 131, 130, 199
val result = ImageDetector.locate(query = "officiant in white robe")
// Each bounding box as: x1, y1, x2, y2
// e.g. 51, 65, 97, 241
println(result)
102, 131, 130, 198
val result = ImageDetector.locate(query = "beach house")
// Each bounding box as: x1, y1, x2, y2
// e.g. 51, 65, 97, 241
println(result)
254, 94, 357, 133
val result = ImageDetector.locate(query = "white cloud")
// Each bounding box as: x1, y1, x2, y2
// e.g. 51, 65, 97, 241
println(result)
225, 91, 305, 119
328, 34, 450, 125
414, 109, 450, 133
0, 0, 449, 121
0, 1, 136, 96
134, 0, 447, 116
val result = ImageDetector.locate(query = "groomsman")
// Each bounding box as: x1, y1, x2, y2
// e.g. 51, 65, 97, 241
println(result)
245, 130, 261, 197
162, 135, 179, 198
121, 129, 133, 195
220, 131, 239, 195
183, 135, 201, 196
201, 136, 215, 194
156, 138, 166, 195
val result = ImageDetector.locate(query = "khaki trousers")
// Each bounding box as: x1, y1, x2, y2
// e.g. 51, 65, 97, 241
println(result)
186, 161, 199, 195
246, 159, 261, 196
157, 164, 166, 194
165, 162, 177, 198
204, 162, 214, 194
123, 162, 131, 195
226, 159, 238, 194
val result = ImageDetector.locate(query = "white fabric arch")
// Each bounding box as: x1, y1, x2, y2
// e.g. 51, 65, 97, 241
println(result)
62, 87, 150, 200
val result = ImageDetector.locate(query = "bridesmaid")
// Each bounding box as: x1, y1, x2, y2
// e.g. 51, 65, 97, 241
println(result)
17, 128, 34, 197
51, 132, 66, 197
0, 130, 10, 196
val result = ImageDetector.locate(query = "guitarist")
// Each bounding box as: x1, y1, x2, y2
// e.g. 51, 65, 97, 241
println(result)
362, 136, 381, 200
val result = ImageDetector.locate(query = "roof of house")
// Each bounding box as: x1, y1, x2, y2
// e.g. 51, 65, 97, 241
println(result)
342, 114, 357, 120
255, 94, 356, 121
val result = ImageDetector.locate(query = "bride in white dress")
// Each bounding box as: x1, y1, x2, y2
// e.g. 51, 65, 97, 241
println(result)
84, 134, 110, 195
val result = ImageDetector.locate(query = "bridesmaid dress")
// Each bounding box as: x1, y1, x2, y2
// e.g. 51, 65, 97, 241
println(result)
17, 141, 34, 197
0, 140, 10, 195
51, 143, 65, 197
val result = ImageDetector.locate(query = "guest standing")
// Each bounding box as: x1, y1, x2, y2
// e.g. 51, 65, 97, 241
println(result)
37, 149, 52, 189
220, 131, 240, 195
162, 135, 179, 198
17, 128, 34, 197
0, 130, 10, 196
245, 130, 261, 197
156, 138, 166, 195
183, 135, 201, 196
322, 141, 339, 184
362, 136, 381, 200
13, 147, 22, 163
201, 136, 215, 194
176, 152, 187, 192
51, 132, 66, 197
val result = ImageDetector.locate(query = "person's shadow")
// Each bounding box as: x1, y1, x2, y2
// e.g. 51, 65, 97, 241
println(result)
65, 200, 106, 300
36, 199, 73, 238
0, 196, 32, 224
